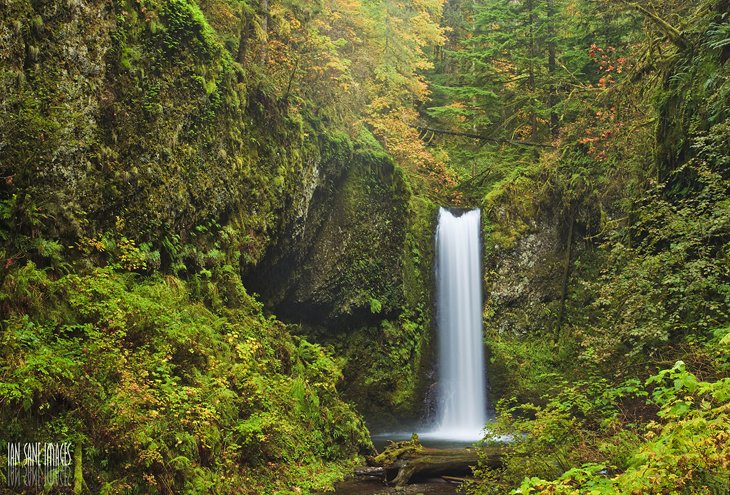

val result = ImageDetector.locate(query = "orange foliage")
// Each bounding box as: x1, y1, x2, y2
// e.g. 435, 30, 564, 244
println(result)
369, 108, 461, 202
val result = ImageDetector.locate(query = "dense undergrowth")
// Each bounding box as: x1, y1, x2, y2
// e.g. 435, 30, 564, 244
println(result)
469, 123, 729, 494
0, 258, 371, 493
0, 212, 382, 493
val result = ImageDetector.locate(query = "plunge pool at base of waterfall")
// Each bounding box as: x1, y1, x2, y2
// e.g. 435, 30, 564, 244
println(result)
370, 424, 511, 451
371, 431, 479, 452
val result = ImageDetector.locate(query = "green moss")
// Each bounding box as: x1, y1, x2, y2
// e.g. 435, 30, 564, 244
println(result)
0, 0, 316, 272
481, 165, 539, 251
316, 159, 437, 422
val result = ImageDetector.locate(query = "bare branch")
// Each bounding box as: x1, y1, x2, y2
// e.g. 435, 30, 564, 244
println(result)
411, 125, 555, 148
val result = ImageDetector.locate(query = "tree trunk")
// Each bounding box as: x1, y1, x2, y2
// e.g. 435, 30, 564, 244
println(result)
547, 0, 559, 140
556, 211, 575, 338
259, 0, 269, 62
236, 8, 249, 66
73, 443, 83, 495
409, 125, 555, 148
617, 0, 687, 49
260, 0, 268, 36
527, 0, 538, 141
384, 7, 390, 59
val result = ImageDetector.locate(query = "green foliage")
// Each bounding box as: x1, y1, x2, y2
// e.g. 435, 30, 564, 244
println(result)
497, 361, 730, 495
1, 0, 727, 493
0, 0, 451, 454
369, 297, 382, 314
73, 227, 161, 273
332, 312, 429, 425
470, 121, 728, 493
426, 0, 641, 186
578, 124, 729, 366
0, 262, 370, 493
460, 2, 729, 495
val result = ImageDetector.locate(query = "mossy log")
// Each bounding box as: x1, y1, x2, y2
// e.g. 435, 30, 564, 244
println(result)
359, 437, 502, 486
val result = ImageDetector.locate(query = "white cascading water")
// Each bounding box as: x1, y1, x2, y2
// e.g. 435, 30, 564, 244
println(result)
428, 207, 487, 441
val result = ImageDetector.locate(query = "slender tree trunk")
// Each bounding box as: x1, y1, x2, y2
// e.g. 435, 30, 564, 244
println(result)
547, 0, 559, 139
236, 8, 249, 66
259, 0, 269, 62
527, 0, 538, 141
719, 0, 730, 62
73, 443, 83, 495
283, 58, 299, 103
260, 0, 268, 35
409, 125, 555, 147
384, 9, 391, 62
557, 210, 575, 339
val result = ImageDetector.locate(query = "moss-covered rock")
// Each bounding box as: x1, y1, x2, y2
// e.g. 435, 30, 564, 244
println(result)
0, 0, 320, 269
246, 132, 438, 425
249, 136, 407, 324
479, 161, 600, 406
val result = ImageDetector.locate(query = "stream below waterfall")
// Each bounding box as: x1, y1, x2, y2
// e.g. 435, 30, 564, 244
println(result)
331, 478, 459, 495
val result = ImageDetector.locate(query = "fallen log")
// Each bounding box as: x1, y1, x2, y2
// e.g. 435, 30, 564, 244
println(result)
360, 435, 502, 487
388, 449, 475, 486
353, 466, 385, 477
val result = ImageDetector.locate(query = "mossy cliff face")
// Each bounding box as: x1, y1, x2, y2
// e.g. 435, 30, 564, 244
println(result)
480, 168, 598, 406
247, 140, 438, 427
484, 203, 564, 337
0, 0, 321, 265
250, 143, 407, 325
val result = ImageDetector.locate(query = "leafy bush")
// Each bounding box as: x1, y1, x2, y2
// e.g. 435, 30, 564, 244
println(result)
578, 123, 729, 367
510, 360, 730, 495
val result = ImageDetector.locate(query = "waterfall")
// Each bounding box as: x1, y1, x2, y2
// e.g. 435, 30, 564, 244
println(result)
429, 207, 487, 441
